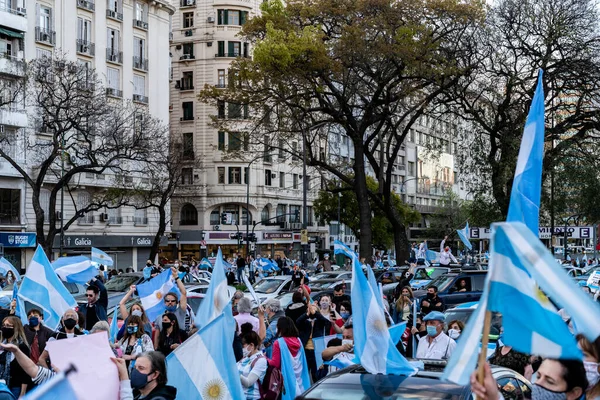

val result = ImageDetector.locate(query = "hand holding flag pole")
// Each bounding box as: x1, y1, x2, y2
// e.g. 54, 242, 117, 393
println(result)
476, 310, 493, 400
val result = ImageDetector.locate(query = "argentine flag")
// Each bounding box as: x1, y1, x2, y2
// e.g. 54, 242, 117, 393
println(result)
196, 248, 233, 331
91, 247, 114, 267
257, 258, 278, 271
333, 239, 354, 259
457, 222, 472, 250
167, 312, 244, 400
17, 246, 77, 330
52, 256, 98, 284
22, 368, 78, 400
137, 269, 176, 322
0, 257, 21, 281
199, 258, 212, 270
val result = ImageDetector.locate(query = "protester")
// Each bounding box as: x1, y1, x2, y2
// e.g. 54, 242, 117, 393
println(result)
115, 351, 177, 400
23, 308, 55, 365
118, 286, 152, 338
153, 268, 188, 331
420, 285, 444, 314
290, 265, 304, 289
234, 297, 260, 335
236, 255, 246, 283
339, 301, 352, 322
447, 320, 464, 341
247, 256, 256, 285
331, 284, 351, 311
415, 311, 456, 360
577, 334, 600, 399
439, 236, 458, 266
81, 277, 108, 331
318, 295, 343, 335
258, 299, 285, 358
471, 360, 587, 400
232, 290, 245, 316
321, 323, 355, 372
5, 272, 15, 286
296, 303, 332, 382
38, 309, 82, 368
237, 331, 268, 400
318, 254, 332, 272
154, 313, 187, 357
285, 290, 308, 324
0, 316, 30, 397
393, 286, 414, 323
118, 315, 155, 371
488, 332, 531, 376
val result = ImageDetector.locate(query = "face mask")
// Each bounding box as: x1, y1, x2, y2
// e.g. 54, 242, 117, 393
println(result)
1, 327, 14, 339
320, 302, 330, 310
584, 361, 600, 386
28, 317, 40, 327
340, 312, 350, 320
532, 384, 567, 400
342, 339, 354, 348
127, 326, 138, 334
63, 318, 77, 330
132, 309, 143, 318
162, 322, 172, 331
130, 368, 151, 390
427, 292, 435, 299
448, 329, 461, 339
143, 267, 152, 279
242, 346, 251, 358
426, 326, 438, 337
165, 304, 177, 312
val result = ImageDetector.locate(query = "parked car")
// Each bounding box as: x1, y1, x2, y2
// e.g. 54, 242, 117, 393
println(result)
185, 284, 237, 298
563, 266, 587, 278
298, 364, 531, 399
308, 279, 351, 292
245, 276, 293, 306
413, 271, 488, 309
312, 271, 352, 281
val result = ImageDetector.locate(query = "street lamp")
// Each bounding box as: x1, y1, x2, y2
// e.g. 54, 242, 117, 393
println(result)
245, 154, 265, 257
400, 176, 429, 202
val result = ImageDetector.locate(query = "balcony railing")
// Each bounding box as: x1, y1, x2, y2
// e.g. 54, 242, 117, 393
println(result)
175, 79, 194, 90
133, 94, 148, 104
0, 5, 26, 15
106, 48, 123, 64
76, 39, 95, 56
215, 52, 241, 58
133, 19, 148, 30
179, 54, 195, 61
133, 56, 148, 71
76, 0, 95, 11
106, 88, 123, 98
180, 0, 195, 6
78, 215, 95, 225
108, 216, 123, 225
134, 217, 148, 226
106, 8, 123, 20
35, 27, 56, 46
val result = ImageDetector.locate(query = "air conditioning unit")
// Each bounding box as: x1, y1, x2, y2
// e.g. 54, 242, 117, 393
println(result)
207, 16, 215, 23
42, 33, 49, 42
16, 7, 26, 15
291, 223, 302, 230
107, 10, 117, 18
100, 213, 109, 222
68, 64, 78, 73
185, 29, 193, 36
271, 173, 276, 179
180, 54, 195, 60
55, 211, 62, 220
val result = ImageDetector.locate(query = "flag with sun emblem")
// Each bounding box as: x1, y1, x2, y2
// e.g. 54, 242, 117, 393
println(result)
195, 247, 234, 332
167, 312, 244, 400
137, 269, 177, 322
351, 255, 417, 375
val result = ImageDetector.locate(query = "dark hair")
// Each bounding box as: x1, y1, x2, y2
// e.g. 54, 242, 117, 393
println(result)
334, 284, 344, 292
140, 351, 168, 386
343, 322, 353, 330
551, 358, 588, 392
242, 331, 261, 347
164, 292, 179, 302
240, 322, 253, 336
77, 311, 85, 329
292, 291, 305, 304
339, 301, 352, 314
27, 308, 43, 318
276, 316, 299, 338
125, 315, 144, 339
159, 313, 183, 344
87, 285, 99, 295
429, 285, 438, 293
327, 338, 342, 347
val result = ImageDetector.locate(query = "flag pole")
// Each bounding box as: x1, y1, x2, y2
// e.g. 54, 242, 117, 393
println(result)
476, 310, 492, 399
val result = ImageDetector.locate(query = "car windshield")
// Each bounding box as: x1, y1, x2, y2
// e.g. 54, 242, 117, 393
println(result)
104, 276, 140, 292
252, 279, 281, 294
414, 270, 430, 280
108, 298, 139, 320
314, 273, 340, 280
187, 297, 203, 312
425, 275, 455, 292
304, 380, 459, 399
428, 268, 448, 279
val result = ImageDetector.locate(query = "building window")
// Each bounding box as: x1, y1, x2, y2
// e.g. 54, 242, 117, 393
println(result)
38, 5, 52, 31
182, 132, 194, 158
289, 205, 300, 222
261, 206, 269, 223
133, 36, 146, 64
228, 132, 242, 151
180, 203, 198, 225
40, 189, 50, 222
181, 71, 193, 90
134, 2, 148, 23
228, 41, 240, 57
217, 41, 225, 57
107, 205, 122, 224
279, 172, 285, 188
134, 208, 147, 225
217, 10, 248, 25
278, 140, 284, 158
241, 207, 252, 225
228, 102, 242, 119
133, 74, 145, 97
229, 167, 241, 184
276, 204, 286, 223
77, 18, 92, 42
107, 28, 120, 54
106, 67, 120, 92
408, 161, 415, 176
265, 169, 272, 186
210, 209, 220, 225
182, 42, 194, 57
182, 102, 193, 120
217, 167, 225, 183
218, 131, 225, 150
181, 168, 193, 184
292, 174, 298, 189
217, 100, 225, 119
183, 12, 194, 28
217, 69, 226, 87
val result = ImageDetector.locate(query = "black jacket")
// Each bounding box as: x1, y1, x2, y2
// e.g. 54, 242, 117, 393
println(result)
296, 312, 331, 346
421, 295, 444, 315
134, 385, 177, 400
285, 302, 307, 325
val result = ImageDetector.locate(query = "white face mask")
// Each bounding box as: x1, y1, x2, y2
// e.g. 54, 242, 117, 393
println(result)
584, 361, 600, 386
448, 329, 461, 340
242, 346, 251, 358
342, 339, 354, 348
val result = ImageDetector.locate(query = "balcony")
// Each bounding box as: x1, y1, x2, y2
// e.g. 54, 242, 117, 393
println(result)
0, 5, 27, 32
180, 0, 195, 6
35, 27, 56, 46
179, 54, 195, 61
0, 54, 25, 77
78, 215, 95, 225
108, 216, 123, 225
76, 0, 95, 11
0, 107, 27, 127
175, 79, 194, 91
106, 8, 123, 21
134, 217, 148, 226
133, 19, 148, 30
76, 39, 95, 56
132, 56, 148, 71
106, 88, 123, 98
106, 48, 122, 64
133, 94, 148, 104
215, 52, 242, 58
216, 25, 241, 32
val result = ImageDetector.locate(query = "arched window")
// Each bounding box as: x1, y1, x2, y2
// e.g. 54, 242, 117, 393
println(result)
261, 206, 269, 223
180, 203, 198, 225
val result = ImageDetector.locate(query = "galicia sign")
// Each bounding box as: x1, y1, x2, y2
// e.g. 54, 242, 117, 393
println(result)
55, 235, 164, 248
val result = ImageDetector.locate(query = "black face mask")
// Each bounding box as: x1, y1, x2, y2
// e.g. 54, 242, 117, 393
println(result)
416, 323, 422, 330
1, 327, 14, 339
63, 318, 77, 330
427, 292, 435, 299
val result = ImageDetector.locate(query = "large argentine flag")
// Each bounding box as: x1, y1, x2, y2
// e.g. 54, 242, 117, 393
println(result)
457, 222, 472, 250
506, 70, 545, 235
52, 256, 98, 284
91, 247, 114, 267
167, 312, 244, 400
0, 257, 21, 281
137, 269, 176, 322
17, 246, 77, 330
333, 239, 354, 259
196, 248, 233, 331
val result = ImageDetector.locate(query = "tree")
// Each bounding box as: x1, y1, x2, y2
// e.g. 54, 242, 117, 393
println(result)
199, 0, 483, 261
0, 55, 166, 256
451, 0, 600, 217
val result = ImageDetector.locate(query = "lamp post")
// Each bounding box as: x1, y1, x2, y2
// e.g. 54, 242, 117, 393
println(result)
245, 154, 266, 258
400, 176, 428, 202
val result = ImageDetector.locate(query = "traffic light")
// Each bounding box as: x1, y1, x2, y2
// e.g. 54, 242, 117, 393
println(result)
248, 233, 257, 242
294, 209, 300, 222
220, 212, 227, 224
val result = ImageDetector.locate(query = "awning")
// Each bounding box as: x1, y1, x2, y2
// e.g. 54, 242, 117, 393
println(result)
0, 27, 24, 39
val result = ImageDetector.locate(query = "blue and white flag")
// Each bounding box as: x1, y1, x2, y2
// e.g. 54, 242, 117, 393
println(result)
166, 313, 244, 400
567, 254, 572, 262
506, 70, 545, 235
17, 245, 77, 331
0, 257, 21, 281
333, 240, 355, 260
583, 253, 588, 263
22, 369, 78, 400
91, 247, 114, 267
426, 250, 439, 262
457, 222, 472, 250
278, 337, 311, 400
12, 283, 25, 324
199, 258, 212, 270
576, 257, 580, 266
52, 256, 98, 284
136, 269, 176, 322
196, 248, 233, 331
257, 258, 278, 271
109, 306, 119, 344
351, 250, 417, 375
388, 321, 407, 345
313, 334, 342, 369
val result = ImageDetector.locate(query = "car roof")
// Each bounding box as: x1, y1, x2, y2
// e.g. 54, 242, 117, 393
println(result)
262, 276, 291, 281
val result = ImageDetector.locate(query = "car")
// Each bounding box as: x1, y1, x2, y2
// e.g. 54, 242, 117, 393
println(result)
245, 276, 293, 305
185, 284, 237, 298
75, 273, 145, 310
182, 274, 211, 286
587, 268, 600, 293
379, 267, 452, 295
298, 364, 532, 399
413, 271, 488, 309
308, 279, 351, 292
563, 266, 586, 278
312, 271, 352, 281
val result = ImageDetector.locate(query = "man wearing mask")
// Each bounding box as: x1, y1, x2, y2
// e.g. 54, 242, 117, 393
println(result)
257, 299, 285, 358
318, 254, 332, 272
421, 285, 444, 314
23, 309, 55, 365
416, 311, 456, 360
291, 264, 304, 290
81, 277, 108, 331
331, 284, 350, 311
439, 236, 458, 267
322, 324, 355, 372
154, 268, 188, 330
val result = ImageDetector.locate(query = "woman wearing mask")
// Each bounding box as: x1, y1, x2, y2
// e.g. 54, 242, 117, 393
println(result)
339, 301, 352, 322
113, 351, 177, 400
295, 303, 332, 382
154, 313, 187, 357
237, 331, 267, 400
318, 295, 343, 335
118, 286, 152, 339
5, 272, 15, 286
0, 316, 30, 397
577, 334, 600, 399
118, 316, 154, 371
447, 320, 464, 341
393, 286, 414, 323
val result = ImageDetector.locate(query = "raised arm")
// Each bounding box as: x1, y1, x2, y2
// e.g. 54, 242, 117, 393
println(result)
172, 267, 187, 310
119, 285, 136, 320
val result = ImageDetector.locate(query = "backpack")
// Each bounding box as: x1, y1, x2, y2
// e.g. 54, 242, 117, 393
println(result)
251, 355, 284, 400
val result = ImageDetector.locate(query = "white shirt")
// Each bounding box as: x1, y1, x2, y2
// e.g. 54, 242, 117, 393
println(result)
416, 332, 456, 360
439, 240, 458, 265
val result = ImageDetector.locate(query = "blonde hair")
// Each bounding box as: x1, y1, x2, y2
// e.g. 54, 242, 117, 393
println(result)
395, 286, 414, 311
1, 316, 28, 347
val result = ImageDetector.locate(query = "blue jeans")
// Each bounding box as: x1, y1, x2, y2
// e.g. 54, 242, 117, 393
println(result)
237, 268, 245, 283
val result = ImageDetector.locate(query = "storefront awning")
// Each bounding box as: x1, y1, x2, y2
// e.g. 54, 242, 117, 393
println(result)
0, 28, 24, 39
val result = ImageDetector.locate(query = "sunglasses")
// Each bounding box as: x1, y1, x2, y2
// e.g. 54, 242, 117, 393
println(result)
164, 300, 177, 304
86, 294, 95, 298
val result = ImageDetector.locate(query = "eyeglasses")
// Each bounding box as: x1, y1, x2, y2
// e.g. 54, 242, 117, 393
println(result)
86, 294, 95, 298
164, 300, 177, 304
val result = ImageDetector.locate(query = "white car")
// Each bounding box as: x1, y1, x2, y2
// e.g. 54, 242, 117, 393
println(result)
245, 276, 293, 306
185, 284, 237, 298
